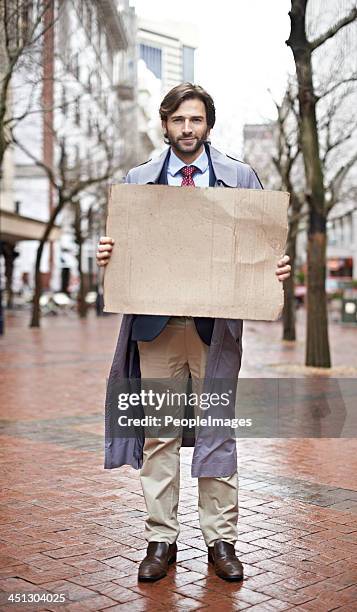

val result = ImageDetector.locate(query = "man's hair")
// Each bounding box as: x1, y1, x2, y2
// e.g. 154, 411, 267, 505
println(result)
159, 83, 216, 128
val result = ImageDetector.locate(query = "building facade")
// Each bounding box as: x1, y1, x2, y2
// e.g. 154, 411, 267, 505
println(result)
1, 0, 137, 298
136, 17, 198, 162
242, 124, 281, 190
138, 17, 196, 94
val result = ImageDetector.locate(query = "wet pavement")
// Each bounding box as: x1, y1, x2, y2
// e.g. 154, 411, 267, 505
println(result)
0, 309, 356, 611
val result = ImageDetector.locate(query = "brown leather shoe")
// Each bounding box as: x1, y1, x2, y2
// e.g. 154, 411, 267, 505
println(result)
208, 540, 243, 581
138, 541, 177, 582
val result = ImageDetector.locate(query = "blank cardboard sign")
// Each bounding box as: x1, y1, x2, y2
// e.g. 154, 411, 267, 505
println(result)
104, 184, 289, 320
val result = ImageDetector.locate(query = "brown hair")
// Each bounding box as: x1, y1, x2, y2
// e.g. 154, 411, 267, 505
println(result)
159, 83, 216, 128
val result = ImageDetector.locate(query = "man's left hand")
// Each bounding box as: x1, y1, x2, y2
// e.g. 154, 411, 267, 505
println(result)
276, 255, 291, 282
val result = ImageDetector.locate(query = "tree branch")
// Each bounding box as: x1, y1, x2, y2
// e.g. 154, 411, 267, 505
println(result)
323, 131, 355, 165
12, 134, 57, 187
316, 76, 357, 101
310, 6, 357, 52
327, 151, 357, 212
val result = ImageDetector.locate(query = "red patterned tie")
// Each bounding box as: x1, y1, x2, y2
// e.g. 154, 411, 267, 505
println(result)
180, 165, 197, 186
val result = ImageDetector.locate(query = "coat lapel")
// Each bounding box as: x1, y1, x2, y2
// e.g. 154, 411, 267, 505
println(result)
135, 145, 240, 187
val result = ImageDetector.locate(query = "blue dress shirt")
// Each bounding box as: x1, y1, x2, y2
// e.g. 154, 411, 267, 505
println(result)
167, 148, 210, 187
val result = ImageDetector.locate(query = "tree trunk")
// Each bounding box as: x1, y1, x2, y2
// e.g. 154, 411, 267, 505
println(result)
283, 231, 296, 341
2, 242, 17, 309
77, 240, 88, 319
281, 190, 304, 341
287, 0, 331, 367
30, 200, 65, 327
306, 209, 330, 366
30, 243, 44, 328
0, 60, 12, 174
74, 205, 87, 318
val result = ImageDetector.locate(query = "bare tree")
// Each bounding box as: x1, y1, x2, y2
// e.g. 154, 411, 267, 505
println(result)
0, 2, 56, 334
271, 82, 305, 341
273, 73, 356, 345
73, 199, 87, 318
14, 122, 121, 327
286, 0, 357, 367
72, 187, 109, 318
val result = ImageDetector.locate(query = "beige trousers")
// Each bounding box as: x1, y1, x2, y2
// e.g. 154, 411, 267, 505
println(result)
138, 316, 238, 547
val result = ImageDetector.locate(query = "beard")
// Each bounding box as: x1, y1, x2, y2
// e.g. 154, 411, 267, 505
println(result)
165, 129, 210, 155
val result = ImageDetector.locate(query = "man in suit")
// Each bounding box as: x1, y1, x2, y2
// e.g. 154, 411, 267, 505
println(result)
97, 83, 291, 582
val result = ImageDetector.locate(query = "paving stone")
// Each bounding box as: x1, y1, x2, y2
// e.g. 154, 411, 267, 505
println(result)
1, 313, 357, 610
38, 579, 99, 601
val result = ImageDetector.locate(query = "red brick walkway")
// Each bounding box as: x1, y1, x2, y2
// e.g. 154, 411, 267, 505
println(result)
0, 311, 356, 611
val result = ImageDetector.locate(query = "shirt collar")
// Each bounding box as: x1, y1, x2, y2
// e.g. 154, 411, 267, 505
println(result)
167, 147, 209, 177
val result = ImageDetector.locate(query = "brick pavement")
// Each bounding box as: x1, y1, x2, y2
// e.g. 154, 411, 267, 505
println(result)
0, 310, 356, 611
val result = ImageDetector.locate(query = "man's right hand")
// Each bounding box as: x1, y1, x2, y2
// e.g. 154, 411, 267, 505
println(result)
96, 236, 115, 267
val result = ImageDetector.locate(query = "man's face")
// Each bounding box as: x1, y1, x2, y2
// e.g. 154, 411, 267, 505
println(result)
162, 98, 210, 157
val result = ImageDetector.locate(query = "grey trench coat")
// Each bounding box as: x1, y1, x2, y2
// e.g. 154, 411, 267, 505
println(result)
104, 145, 262, 478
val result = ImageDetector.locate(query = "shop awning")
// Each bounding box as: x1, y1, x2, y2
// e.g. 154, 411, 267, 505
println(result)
0, 210, 61, 243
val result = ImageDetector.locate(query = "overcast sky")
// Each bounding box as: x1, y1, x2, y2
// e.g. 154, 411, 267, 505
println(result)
130, 0, 295, 156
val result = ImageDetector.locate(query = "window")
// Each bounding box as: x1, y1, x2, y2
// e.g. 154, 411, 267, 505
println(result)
87, 115, 92, 137
75, 98, 81, 125
78, 0, 84, 23
61, 85, 67, 115
90, 72, 97, 93
71, 53, 80, 80
183, 46, 195, 82
98, 23, 104, 53
139, 44, 162, 79
102, 95, 108, 114
87, 151, 92, 175
19, 1, 32, 42
85, 4, 93, 41
73, 144, 80, 166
